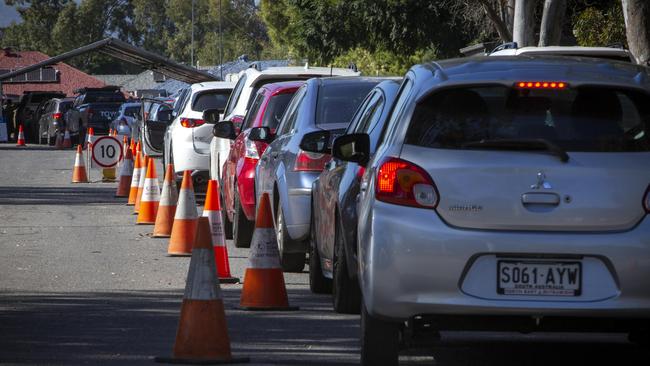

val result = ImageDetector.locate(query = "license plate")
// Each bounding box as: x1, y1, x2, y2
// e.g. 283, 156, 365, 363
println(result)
100, 111, 117, 119
497, 260, 582, 296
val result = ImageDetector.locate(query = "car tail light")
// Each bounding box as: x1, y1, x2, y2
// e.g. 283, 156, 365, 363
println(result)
180, 118, 205, 128
644, 185, 650, 213
516, 81, 567, 89
375, 157, 438, 208
294, 149, 330, 172
244, 139, 259, 159
53, 112, 62, 120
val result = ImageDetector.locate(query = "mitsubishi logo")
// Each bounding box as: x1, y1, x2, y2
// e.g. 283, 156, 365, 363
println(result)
530, 171, 552, 190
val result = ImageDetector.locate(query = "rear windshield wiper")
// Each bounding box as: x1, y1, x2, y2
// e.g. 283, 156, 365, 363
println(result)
461, 138, 570, 163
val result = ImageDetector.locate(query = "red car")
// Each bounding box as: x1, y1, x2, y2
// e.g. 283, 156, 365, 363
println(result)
222, 81, 304, 247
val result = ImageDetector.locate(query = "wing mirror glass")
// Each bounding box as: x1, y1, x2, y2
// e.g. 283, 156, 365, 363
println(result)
332, 133, 370, 166
248, 127, 274, 143
299, 130, 331, 154
213, 121, 237, 140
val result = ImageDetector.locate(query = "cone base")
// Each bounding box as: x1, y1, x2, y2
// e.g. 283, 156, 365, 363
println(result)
167, 253, 192, 257
136, 221, 155, 225
218, 277, 239, 284
126, 203, 135, 206
240, 268, 292, 309
236, 305, 299, 311
152, 233, 171, 238
154, 356, 250, 365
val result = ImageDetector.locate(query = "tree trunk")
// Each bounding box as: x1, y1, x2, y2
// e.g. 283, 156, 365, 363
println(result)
539, 0, 566, 46
513, 0, 536, 47
479, 0, 512, 42
621, 0, 650, 65
506, 0, 516, 36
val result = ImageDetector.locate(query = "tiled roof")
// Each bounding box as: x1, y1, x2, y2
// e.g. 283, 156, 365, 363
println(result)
1, 50, 106, 97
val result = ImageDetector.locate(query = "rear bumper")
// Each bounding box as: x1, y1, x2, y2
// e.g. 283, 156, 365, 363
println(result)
360, 199, 650, 322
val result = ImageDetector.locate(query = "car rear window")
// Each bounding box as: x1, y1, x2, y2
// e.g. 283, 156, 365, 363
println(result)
316, 82, 377, 125
59, 101, 73, 112
262, 93, 294, 130
406, 85, 650, 152
192, 91, 230, 112
84, 92, 125, 103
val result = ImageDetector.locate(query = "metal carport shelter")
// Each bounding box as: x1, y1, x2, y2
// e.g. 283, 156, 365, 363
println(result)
0, 37, 219, 85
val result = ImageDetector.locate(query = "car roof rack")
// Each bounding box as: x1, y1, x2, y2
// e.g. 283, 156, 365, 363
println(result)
490, 42, 519, 54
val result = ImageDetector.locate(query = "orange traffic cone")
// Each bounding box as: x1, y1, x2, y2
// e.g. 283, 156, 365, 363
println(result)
137, 158, 160, 225
16, 125, 26, 147
62, 129, 72, 149
167, 170, 198, 256
120, 135, 129, 166
153, 164, 178, 238
115, 146, 133, 197
155, 217, 249, 365
239, 193, 298, 311
203, 179, 239, 284
127, 148, 143, 205
133, 155, 150, 215
130, 139, 136, 158
85, 127, 94, 149
71, 145, 88, 183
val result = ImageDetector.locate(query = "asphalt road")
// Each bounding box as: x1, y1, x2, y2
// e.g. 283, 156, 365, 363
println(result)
0, 144, 648, 365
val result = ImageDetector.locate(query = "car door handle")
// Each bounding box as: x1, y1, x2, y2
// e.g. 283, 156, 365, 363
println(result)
521, 193, 560, 206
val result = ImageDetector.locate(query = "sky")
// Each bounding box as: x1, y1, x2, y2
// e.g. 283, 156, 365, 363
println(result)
0, 2, 20, 28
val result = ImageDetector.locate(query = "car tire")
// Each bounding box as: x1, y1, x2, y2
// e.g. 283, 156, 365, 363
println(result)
309, 212, 332, 294
360, 302, 400, 366
332, 220, 361, 314
276, 204, 306, 273
233, 186, 253, 248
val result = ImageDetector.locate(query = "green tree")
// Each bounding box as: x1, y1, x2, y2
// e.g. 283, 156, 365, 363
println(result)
1, 0, 71, 55
573, 4, 626, 48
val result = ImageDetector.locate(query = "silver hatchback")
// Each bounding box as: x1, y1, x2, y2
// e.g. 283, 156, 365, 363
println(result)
333, 57, 650, 365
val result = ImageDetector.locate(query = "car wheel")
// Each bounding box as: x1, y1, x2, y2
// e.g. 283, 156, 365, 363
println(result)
233, 186, 253, 248
309, 211, 332, 294
276, 204, 306, 273
360, 302, 400, 366
332, 220, 361, 314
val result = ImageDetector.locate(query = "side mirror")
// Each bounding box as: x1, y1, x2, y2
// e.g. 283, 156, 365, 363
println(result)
299, 130, 331, 154
213, 121, 237, 139
332, 133, 370, 166
203, 108, 222, 124
249, 127, 273, 143
157, 109, 173, 123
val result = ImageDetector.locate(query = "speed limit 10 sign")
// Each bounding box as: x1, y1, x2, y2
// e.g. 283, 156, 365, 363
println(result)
91, 136, 123, 168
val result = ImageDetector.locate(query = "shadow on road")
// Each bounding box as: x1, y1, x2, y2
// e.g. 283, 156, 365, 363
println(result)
0, 186, 120, 205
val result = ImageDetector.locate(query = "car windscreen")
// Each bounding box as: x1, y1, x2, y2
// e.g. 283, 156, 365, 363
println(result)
124, 106, 140, 118
192, 91, 230, 112
405, 85, 650, 152
315, 82, 377, 126
262, 93, 295, 130
84, 92, 125, 103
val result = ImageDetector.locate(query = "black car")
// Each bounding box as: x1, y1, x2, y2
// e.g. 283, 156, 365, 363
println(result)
15, 91, 65, 142
307, 79, 402, 313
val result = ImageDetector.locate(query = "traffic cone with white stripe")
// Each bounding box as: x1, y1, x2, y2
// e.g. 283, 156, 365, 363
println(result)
155, 217, 249, 365
203, 179, 238, 284
133, 155, 149, 215
115, 146, 133, 197
62, 129, 72, 149
239, 193, 298, 311
167, 170, 198, 256
127, 145, 143, 205
16, 125, 26, 147
137, 157, 160, 224
85, 127, 94, 149
71, 145, 88, 183
153, 164, 178, 238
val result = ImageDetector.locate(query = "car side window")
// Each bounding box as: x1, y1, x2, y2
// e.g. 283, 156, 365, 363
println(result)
355, 92, 384, 134
224, 74, 247, 116
345, 91, 376, 134
276, 86, 306, 136
242, 92, 265, 130
379, 78, 413, 144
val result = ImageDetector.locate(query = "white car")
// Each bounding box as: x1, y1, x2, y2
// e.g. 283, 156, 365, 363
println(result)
163, 81, 234, 186
209, 64, 360, 181
489, 45, 634, 63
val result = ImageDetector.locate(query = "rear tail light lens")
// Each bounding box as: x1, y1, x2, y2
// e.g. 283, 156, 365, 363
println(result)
180, 118, 205, 128
644, 185, 650, 213
516, 81, 567, 89
244, 139, 259, 159
375, 157, 438, 208
53, 112, 62, 120
294, 149, 330, 171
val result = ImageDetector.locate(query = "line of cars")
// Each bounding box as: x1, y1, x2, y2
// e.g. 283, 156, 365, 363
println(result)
206, 52, 649, 365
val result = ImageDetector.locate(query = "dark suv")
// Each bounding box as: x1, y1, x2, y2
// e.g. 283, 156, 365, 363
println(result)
15, 91, 65, 142
67, 86, 125, 141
